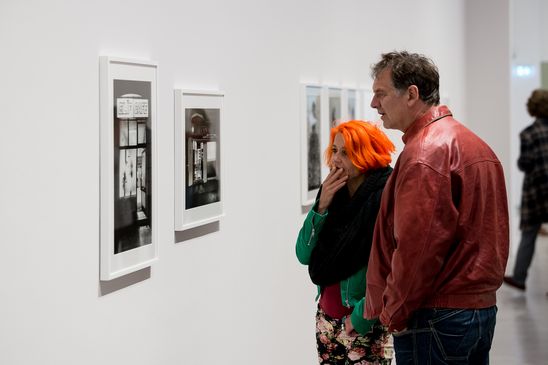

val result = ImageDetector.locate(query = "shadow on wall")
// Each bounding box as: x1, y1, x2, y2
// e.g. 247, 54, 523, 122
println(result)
174, 221, 220, 244
97, 221, 220, 296
99, 267, 151, 296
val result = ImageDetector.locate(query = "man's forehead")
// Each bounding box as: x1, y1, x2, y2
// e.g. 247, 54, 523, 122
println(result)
372, 81, 388, 92
373, 71, 393, 90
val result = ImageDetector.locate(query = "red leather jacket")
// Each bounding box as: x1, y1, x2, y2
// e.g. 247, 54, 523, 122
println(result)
364, 106, 509, 332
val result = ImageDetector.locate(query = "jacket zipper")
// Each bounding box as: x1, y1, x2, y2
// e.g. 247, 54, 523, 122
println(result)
345, 279, 350, 307
307, 227, 315, 246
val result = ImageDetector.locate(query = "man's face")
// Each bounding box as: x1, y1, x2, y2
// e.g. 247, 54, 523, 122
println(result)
371, 69, 411, 132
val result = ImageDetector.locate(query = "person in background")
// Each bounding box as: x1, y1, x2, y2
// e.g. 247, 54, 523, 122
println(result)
296, 120, 395, 364
504, 89, 548, 292
364, 51, 509, 365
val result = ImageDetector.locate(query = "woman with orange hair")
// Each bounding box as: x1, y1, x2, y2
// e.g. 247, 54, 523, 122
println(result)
296, 120, 395, 364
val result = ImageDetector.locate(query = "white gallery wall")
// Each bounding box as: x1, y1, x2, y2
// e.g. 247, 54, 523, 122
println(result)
542, 0, 548, 61
0, 1, 514, 364
508, 0, 542, 250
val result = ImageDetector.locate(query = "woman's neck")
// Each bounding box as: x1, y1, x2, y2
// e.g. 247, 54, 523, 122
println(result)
347, 173, 366, 197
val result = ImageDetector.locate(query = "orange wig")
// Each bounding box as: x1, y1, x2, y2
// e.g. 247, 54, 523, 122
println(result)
325, 120, 395, 172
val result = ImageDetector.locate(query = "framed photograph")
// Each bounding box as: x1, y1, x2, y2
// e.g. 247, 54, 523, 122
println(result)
99, 56, 158, 281
328, 87, 342, 128
300, 84, 329, 206
174, 89, 224, 231
345, 88, 357, 120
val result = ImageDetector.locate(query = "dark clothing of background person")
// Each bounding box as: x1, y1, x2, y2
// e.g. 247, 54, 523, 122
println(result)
504, 88, 548, 291
518, 118, 548, 229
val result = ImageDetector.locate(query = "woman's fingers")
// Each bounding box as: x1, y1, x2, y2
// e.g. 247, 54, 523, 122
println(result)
323, 167, 337, 184
322, 172, 347, 196
331, 178, 347, 192
317, 169, 347, 213
326, 169, 347, 188
324, 167, 345, 185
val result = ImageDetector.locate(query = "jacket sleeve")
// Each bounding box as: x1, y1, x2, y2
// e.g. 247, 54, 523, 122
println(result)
295, 202, 328, 265
378, 163, 458, 332
518, 130, 535, 173
350, 297, 378, 335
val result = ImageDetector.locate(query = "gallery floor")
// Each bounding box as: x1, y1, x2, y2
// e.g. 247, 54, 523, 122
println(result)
388, 235, 548, 365
490, 233, 548, 364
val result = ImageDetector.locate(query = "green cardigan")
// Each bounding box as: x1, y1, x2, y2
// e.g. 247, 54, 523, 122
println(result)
295, 202, 378, 335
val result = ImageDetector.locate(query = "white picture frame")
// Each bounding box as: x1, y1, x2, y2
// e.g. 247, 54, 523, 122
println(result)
328, 87, 343, 128
300, 84, 329, 206
174, 89, 224, 231
344, 88, 358, 121
99, 56, 158, 281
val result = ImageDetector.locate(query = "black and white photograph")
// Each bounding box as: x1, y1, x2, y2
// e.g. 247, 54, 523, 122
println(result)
347, 89, 356, 120
174, 90, 224, 231
113, 79, 152, 254
185, 108, 220, 209
100, 57, 158, 281
329, 87, 342, 128
300, 84, 327, 206
306, 86, 322, 193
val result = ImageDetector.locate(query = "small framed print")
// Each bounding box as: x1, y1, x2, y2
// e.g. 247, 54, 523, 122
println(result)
345, 88, 357, 121
174, 89, 224, 231
328, 87, 342, 128
300, 84, 329, 206
99, 56, 158, 281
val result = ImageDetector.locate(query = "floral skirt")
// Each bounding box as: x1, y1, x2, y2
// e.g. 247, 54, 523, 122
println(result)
315, 307, 391, 365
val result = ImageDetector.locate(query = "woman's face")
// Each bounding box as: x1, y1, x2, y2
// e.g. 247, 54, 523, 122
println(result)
330, 133, 361, 179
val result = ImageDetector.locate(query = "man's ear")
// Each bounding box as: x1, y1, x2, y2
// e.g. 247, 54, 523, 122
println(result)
407, 85, 420, 105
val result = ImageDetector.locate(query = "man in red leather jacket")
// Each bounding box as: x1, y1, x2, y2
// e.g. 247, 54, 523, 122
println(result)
364, 51, 509, 365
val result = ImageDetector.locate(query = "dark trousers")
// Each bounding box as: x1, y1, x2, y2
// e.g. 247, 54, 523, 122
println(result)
392, 306, 497, 365
511, 223, 541, 284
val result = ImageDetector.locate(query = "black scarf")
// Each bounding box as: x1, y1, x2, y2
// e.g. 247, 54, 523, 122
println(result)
308, 167, 392, 286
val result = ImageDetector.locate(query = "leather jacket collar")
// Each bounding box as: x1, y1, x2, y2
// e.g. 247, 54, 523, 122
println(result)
402, 105, 452, 144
